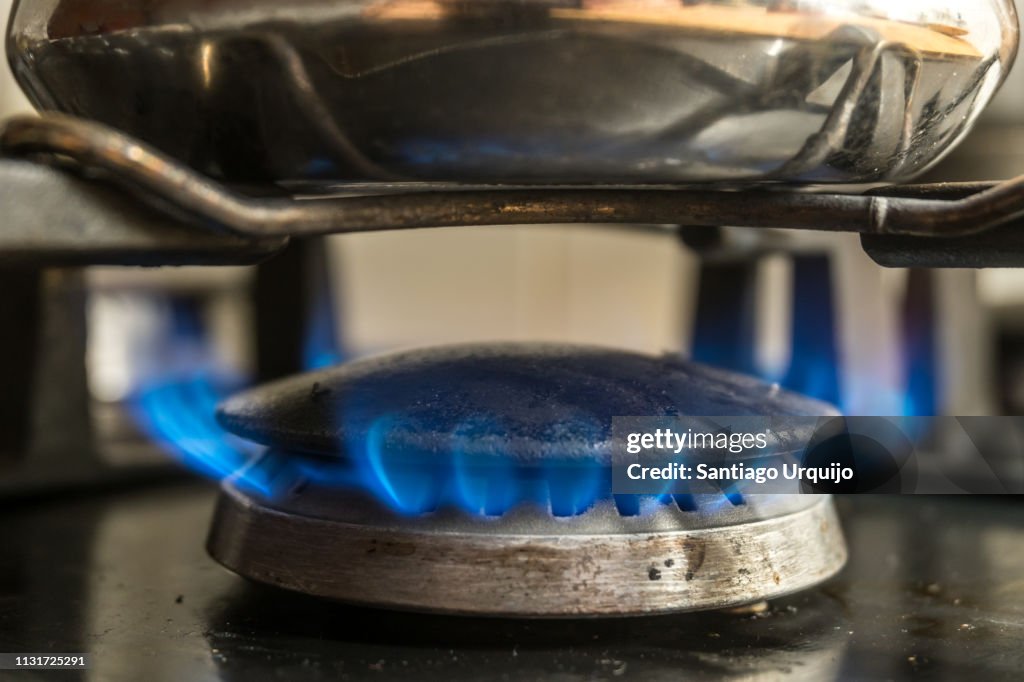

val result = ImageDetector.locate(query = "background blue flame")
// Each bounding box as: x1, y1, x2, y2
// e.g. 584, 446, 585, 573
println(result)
692, 255, 936, 417
303, 286, 343, 370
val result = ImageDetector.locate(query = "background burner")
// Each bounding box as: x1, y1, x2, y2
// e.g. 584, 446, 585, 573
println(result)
209, 343, 847, 616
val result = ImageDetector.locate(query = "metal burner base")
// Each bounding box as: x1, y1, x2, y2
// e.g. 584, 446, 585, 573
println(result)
208, 481, 847, 617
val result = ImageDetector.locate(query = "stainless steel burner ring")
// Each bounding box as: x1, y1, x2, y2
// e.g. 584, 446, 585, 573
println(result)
208, 472, 846, 617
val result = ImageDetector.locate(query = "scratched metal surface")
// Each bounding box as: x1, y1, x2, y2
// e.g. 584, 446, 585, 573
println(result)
0, 485, 1022, 681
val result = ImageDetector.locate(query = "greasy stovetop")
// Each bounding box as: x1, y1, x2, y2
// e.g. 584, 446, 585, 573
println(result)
1, 486, 1022, 681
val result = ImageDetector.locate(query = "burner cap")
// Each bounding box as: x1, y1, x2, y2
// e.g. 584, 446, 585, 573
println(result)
217, 343, 838, 464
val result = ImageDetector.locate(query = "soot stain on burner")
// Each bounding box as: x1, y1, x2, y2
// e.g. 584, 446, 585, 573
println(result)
308, 382, 331, 403
683, 539, 707, 578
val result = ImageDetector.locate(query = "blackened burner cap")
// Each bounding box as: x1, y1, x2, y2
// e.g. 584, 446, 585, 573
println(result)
217, 343, 838, 464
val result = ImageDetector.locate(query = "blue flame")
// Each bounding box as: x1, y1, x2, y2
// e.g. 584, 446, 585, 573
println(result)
127, 296, 636, 516
781, 256, 842, 407
132, 271, 348, 496
359, 415, 446, 514
450, 417, 523, 515
128, 298, 268, 494
543, 460, 604, 518
690, 255, 942, 419
136, 365, 717, 517
303, 287, 343, 371
134, 373, 261, 482
901, 271, 939, 417
333, 414, 613, 517
131, 295, 765, 518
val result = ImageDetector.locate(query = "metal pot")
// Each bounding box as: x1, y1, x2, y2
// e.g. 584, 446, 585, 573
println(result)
7, 0, 1019, 186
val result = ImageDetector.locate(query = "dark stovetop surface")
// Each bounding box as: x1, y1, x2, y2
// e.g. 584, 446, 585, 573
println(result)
1, 485, 1022, 681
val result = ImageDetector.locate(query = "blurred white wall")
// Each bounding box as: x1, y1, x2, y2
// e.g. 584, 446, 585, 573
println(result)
330, 226, 691, 355
0, 0, 29, 117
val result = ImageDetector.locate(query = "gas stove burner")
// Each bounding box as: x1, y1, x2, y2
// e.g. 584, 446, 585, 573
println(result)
209, 343, 847, 617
